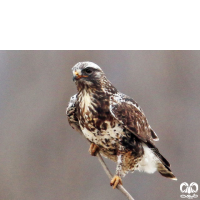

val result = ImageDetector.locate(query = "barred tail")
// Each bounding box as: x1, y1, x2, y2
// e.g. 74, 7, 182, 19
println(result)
157, 163, 177, 180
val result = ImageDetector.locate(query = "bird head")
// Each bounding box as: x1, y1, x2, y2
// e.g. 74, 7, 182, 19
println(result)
72, 62, 105, 87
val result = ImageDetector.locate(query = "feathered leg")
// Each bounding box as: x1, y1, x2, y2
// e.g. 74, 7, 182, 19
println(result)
110, 154, 123, 189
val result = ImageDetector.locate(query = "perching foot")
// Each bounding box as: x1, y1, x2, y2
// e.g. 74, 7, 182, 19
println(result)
88, 143, 99, 156
110, 175, 123, 189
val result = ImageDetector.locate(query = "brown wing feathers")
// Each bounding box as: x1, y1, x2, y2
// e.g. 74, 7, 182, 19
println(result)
110, 93, 171, 169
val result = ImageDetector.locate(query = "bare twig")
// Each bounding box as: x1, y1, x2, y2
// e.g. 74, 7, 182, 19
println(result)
96, 152, 135, 200
76, 130, 135, 199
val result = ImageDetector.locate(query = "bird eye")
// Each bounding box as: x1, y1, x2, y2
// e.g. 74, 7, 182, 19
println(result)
85, 68, 93, 74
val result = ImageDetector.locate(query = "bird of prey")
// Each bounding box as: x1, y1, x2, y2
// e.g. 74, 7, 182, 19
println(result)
67, 61, 177, 189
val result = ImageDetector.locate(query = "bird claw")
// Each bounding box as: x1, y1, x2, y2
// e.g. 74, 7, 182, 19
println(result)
89, 143, 99, 156
110, 175, 123, 189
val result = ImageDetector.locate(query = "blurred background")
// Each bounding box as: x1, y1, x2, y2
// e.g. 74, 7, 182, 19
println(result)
0, 51, 199, 200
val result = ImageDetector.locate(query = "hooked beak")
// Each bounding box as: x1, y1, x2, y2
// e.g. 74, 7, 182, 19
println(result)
73, 71, 88, 81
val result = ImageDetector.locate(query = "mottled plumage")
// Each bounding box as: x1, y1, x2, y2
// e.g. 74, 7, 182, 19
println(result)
67, 62, 177, 188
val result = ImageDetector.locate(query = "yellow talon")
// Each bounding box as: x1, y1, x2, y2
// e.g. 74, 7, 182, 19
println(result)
110, 175, 123, 189
88, 143, 99, 156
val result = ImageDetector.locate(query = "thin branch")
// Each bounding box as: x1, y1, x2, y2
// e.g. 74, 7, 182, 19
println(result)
96, 152, 135, 200
76, 130, 135, 199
